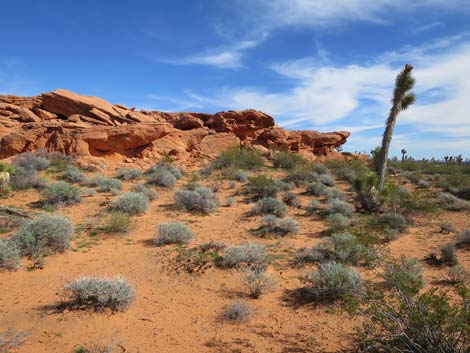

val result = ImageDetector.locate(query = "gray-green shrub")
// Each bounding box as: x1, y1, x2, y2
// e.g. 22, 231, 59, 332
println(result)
88, 174, 122, 192
222, 302, 251, 322
326, 199, 353, 217
12, 215, 74, 256
130, 184, 159, 201
100, 212, 131, 234
306, 182, 329, 196
381, 212, 408, 233
116, 168, 142, 180
252, 197, 287, 217
219, 243, 269, 270
241, 268, 275, 298
214, 147, 264, 170
319, 174, 336, 187
62, 276, 135, 311
145, 162, 182, 179
154, 222, 194, 245
145, 170, 176, 188
272, 151, 305, 170
13, 152, 50, 170
0, 239, 21, 271
108, 192, 149, 215
259, 215, 299, 236
62, 166, 85, 183
174, 187, 219, 213
382, 257, 424, 295
42, 181, 82, 206
326, 213, 351, 231
10, 167, 46, 189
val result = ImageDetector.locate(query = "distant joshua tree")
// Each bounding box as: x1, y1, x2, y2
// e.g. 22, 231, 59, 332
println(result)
377, 64, 416, 191
401, 148, 407, 161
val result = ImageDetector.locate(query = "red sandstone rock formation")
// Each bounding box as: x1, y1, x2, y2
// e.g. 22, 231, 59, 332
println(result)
0, 89, 350, 161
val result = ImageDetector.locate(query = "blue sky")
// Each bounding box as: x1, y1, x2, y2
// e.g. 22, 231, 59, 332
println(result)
1, 0, 470, 158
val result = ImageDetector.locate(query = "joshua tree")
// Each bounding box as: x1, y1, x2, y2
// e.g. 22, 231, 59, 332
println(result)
401, 148, 407, 161
377, 64, 416, 191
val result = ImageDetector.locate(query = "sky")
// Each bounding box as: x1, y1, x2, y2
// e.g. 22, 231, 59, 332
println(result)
1, 0, 470, 158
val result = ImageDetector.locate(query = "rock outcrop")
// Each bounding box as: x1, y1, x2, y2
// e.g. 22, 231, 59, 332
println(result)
0, 89, 349, 161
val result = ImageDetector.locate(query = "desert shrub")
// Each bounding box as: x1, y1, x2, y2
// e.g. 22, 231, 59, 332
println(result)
325, 187, 346, 200
222, 302, 251, 322
225, 197, 235, 207
306, 182, 329, 197
62, 276, 135, 311
325, 159, 368, 183
145, 169, 176, 188
447, 264, 469, 284
439, 220, 455, 234
258, 215, 299, 236
282, 191, 300, 208
311, 163, 330, 175
219, 243, 269, 270
228, 181, 236, 189
296, 233, 374, 266
326, 213, 351, 231
32, 150, 73, 169
116, 168, 142, 180
326, 199, 353, 217
437, 192, 470, 211
81, 188, 97, 197
100, 212, 131, 234
12, 215, 74, 256
457, 229, 470, 247
0, 329, 29, 352
241, 268, 275, 298
42, 181, 82, 206
199, 240, 226, 253
319, 174, 335, 187
13, 152, 50, 170
380, 212, 408, 233
10, 166, 46, 189
383, 228, 400, 242
214, 147, 264, 170
174, 187, 219, 213
183, 181, 201, 191
252, 197, 288, 218
357, 285, 470, 353
302, 262, 363, 302
145, 162, 182, 180
275, 179, 294, 192
233, 170, 249, 182
382, 257, 424, 295
0, 239, 21, 271
154, 222, 194, 245
88, 174, 122, 192
244, 175, 279, 199
417, 179, 430, 188
61, 166, 85, 183
130, 184, 159, 201
108, 192, 149, 215
440, 242, 458, 265
271, 151, 305, 170
285, 167, 319, 186
306, 200, 322, 215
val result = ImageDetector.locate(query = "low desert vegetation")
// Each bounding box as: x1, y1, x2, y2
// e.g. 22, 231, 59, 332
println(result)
10, 166, 46, 190
213, 147, 264, 170
240, 268, 275, 298
108, 192, 149, 215
222, 302, 251, 322
99, 211, 132, 234
252, 197, 288, 218
174, 187, 219, 213
257, 215, 299, 236
271, 150, 305, 170
145, 161, 183, 180
0, 238, 21, 271
13, 151, 50, 171
130, 183, 159, 200
61, 166, 85, 183
244, 175, 279, 199
218, 243, 269, 270
62, 276, 135, 312
42, 181, 82, 206
154, 222, 194, 245
0, 328, 29, 352
115, 167, 142, 180
87, 174, 122, 193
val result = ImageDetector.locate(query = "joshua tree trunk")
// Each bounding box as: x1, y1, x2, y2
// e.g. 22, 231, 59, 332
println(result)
377, 64, 416, 191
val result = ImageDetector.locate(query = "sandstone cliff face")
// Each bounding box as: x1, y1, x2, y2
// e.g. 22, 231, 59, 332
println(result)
0, 89, 349, 161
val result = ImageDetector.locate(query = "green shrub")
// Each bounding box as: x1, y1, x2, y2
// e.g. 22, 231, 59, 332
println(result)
219, 243, 269, 270
447, 264, 469, 284
42, 181, 82, 206
12, 215, 74, 257
244, 175, 279, 199
282, 191, 300, 208
306, 182, 329, 196
145, 170, 176, 188
225, 197, 235, 207
233, 170, 249, 182
61, 166, 85, 183
285, 167, 319, 186
302, 262, 363, 302
437, 192, 470, 211
311, 163, 330, 175
88, 174, 122, 192
380, 212, 408, 233
0, 239, 21, 271
0, 162, 13, 173
358, 285, 470, 352
457, 229, 470, 247
62, 276, 135, 311
241, 268, 275, 298
10, 166, 46, 190
325, 187, 345, 200
382, 257, 424, 295
154, 222, 194, 245
100, 212, 131, 234
252, 197, 288, 217
271, 151, 305, 170
214, 147, 264, 170
13, 152, 50, 170
116, 168, 142, 180
319, 174, 335, 186
130, 184, 159, 201
296, 233, 375, 266
326, 199, 353, 217
326, 213, 351, 231
306, 200, 323, 215
145, 162, 183, 179
258, 215, 299, 236
174, 187, 219, 213
222, 302, 251, 322
108, 192, 149, 215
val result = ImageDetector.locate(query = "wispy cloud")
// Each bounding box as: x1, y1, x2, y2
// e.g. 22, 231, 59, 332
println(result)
414, 22, 443, 33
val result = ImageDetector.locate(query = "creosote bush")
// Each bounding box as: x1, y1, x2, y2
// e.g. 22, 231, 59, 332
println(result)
222, 302, 251, 322
302, 262, 363, 302
214, 147, 264, 170
241, 268, 275, 298
154, 222, 194, 245
130, 184, 159, 201
174, 187, 219, 213
219, 243, 269, 270
116, 168, 142, 180
62, 276, 135, 311
271, 151, 305, 170
42, 181, 82, 206
252, 197, 287, 218
258, 215, 299, 236
0, 239, 21, 271
12, 215, 74, 257
100, 212, 131, 234
108, 192, 149, 215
